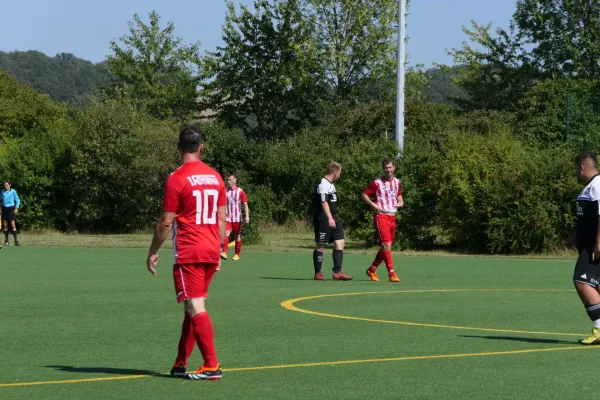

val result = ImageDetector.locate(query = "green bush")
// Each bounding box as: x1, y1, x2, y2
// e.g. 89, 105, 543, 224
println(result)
517, 78, 600, 150
65, 98, 179, 232
0, 72, 74, 229
436, 131, 579, 253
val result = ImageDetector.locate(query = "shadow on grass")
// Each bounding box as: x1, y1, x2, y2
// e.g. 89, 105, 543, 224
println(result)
457, 335, 576, 345
44, 365, 170, 378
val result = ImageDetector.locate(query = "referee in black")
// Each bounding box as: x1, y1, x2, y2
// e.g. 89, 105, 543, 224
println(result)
312, 162, 352, 281
572, 152, 600, 344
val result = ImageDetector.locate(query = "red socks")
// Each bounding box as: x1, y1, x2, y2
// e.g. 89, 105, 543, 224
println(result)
191, 312, 218, 368
383, 250, 394, 274
175, 314, 195, 366
235, 240, 242, 256
223, 237, 229, 252
370, 250, 385, 270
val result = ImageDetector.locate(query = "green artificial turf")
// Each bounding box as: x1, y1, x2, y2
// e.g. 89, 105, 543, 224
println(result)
0, 247, 596, 399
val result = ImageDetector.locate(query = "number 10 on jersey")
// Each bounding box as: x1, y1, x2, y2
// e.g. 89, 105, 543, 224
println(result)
193, 189, 219, 225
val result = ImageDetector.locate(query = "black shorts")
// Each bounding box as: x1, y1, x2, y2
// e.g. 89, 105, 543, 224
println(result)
573, 247, 600, 287
313, 214, 344, 244
1, 206, 15, 222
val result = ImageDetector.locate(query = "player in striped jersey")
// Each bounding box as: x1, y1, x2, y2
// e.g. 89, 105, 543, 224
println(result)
361, 158, 403, 282
220, 175, 249, 261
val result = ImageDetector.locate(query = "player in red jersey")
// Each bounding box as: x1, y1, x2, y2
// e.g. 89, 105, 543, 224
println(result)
146, 124, 227, 380
220, 175, 249, 261
361, 158, 404, 283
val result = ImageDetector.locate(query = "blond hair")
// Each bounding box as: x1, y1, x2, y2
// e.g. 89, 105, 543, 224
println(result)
326, 162, 342, 174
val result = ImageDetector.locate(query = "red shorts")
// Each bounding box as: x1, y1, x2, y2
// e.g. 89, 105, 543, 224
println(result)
226, 221, 242, 235
173, 263, 218, 303
374, 214, 397, 246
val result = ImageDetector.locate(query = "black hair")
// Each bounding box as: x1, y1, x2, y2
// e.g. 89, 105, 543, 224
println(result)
178, 124, 205, 153
575, 151, 598, 168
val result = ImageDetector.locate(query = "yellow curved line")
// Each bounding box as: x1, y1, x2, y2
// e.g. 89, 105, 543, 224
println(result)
0, 289, 586, 389
1, 345, 597, 388
281, 289, 585, 337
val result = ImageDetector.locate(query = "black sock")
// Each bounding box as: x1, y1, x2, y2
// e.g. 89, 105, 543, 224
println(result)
585, 304, 600, 321
333, 249, 343, 273
313, 250, 323, 273
12, 230, 17, 242
4, 231, 8, 242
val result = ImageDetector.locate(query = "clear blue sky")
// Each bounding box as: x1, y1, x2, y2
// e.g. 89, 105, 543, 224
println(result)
0, 0, 516, 68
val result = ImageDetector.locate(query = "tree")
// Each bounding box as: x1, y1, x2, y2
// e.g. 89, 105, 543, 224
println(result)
513, 0, 600, 78
107, 11, 202, 120
446, 21, 534, 111
202, 0, 325, 140
305, 0, 400, 102
447, 0, 600, 111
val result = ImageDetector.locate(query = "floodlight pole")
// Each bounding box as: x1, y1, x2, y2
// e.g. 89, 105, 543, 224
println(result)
395, 0, 406, 151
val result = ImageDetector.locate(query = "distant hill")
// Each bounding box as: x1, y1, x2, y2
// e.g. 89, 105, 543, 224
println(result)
0, 51, 112, 103
0, 50, 468, 108
422, 67, 469, 107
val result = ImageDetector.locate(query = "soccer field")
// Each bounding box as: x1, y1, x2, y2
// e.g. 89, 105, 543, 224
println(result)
1, 247, 597, 399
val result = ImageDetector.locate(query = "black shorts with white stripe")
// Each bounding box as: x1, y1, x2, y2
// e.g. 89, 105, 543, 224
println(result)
574, 247, 600, 287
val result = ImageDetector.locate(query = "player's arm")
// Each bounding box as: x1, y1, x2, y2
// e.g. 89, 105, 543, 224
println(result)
14, 190, 20, 214
397, 194, 404, 208
397, 179, 404, 208
321, 201, 336, 228
147, 177, 178, 275
147, 211, 175, 275
594, 215, 600, 260
217, 181, 227, 261
361, 182, 379, 212
241, 190, 249, 224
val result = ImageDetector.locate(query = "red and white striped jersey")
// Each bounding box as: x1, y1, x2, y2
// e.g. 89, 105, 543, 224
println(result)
363, 177, 402, 213
226, 186, 248, 222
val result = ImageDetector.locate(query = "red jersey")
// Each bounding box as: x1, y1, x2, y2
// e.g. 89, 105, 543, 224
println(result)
363, 177, 402, 213
226, 186, 247, 222
162, 161, 226, 264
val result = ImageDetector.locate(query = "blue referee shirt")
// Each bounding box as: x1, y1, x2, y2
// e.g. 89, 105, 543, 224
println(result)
1, 189, 20, 208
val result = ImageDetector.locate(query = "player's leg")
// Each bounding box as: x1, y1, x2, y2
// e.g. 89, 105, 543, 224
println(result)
221, 223, 232, 260
2, 212, 9, 245
313, 217, 329, 280
184, 264, 222, 380
10, 219, 18, 246
574, 249, 600, 344
233, 223, 242, 260
367, 215, 386, 281
386, 215, 399, 282
171, 264, 195, 376
331, 217, 352, 281
170, 301, 195, 377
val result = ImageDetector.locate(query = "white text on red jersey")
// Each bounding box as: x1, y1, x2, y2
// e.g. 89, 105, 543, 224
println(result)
186, 175, 219, 186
